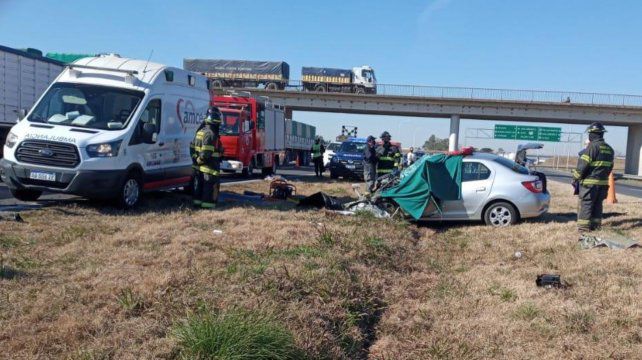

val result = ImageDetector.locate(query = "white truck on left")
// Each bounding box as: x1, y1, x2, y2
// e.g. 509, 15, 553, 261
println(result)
0, 46, 65, 156
1, 54, 210, 207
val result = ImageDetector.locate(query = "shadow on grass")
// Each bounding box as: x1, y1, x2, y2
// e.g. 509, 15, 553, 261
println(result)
0, 266, 27, 280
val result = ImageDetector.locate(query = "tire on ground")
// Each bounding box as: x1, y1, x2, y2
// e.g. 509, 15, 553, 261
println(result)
118, 171, 143, 209
483, 201, 518, 227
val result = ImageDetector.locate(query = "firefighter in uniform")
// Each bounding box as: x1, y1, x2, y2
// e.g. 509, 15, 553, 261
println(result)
572, 122, 614, 232
375, 131, 402, 176
363, 135, 378, 193
311, 137, 325, 177
193, 107, 224, 208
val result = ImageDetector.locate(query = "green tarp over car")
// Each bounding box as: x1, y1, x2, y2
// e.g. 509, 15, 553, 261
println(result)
381, 153, 463, 220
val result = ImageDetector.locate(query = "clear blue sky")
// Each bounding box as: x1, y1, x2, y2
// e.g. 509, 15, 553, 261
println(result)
2, 0, 638, 155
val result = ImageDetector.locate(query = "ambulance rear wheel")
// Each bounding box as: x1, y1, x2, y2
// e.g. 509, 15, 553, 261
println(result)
265, 82, 278, 91
314, 84, 326, 92
10, 189, 42, 202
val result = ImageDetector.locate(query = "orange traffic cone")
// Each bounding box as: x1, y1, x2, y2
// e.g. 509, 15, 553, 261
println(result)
606, 171, 617, 204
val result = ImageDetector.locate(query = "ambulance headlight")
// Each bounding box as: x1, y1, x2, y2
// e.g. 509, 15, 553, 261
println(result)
4, 132, 18, 148
86, 140, 122, 157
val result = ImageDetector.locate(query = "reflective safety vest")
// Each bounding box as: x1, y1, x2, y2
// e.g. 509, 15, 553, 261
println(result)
572, 139, 614, 186
312, 143, 322, 158
376, 143, 402, 174
193, 126, 222, 176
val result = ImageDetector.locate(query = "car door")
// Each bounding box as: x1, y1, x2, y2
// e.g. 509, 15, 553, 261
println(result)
460, 161, 494, 218
441, 161, 494, 219
129, 98, 166, 184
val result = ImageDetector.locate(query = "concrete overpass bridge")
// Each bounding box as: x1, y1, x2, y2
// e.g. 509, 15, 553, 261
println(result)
219, 82, 642, 175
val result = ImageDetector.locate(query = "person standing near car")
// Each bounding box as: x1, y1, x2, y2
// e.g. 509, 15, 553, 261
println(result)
193, 106, 224, 208
363, 135, 378, 193
572, 122, 614, 233
376, 131, 402, 176
311, 137, 325, 177
406, 147, 416, 167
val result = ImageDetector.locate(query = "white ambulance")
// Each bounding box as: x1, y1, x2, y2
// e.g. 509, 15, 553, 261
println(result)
1, 55, 210, 207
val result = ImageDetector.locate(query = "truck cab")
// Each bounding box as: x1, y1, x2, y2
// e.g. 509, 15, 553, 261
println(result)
213, 96, 283, 177
1, 55, 209, 207
352, 66, 377, 94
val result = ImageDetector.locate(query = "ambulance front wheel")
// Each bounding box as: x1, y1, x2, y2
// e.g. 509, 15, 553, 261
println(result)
118, 172, 143, 209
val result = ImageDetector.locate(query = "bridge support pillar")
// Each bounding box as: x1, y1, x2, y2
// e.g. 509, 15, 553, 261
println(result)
625, 124, 642, 176
285, 108, 293, 120
449, 114, 460, 152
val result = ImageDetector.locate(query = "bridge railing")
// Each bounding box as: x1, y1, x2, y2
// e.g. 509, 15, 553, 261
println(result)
266, 80, 642, 107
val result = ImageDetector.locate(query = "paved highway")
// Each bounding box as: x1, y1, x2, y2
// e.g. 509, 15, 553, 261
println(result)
541, 168, 642, 199
0, 166, 317, 212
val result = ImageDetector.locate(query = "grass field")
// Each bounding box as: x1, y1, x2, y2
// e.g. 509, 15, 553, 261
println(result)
1, 178, 641, 359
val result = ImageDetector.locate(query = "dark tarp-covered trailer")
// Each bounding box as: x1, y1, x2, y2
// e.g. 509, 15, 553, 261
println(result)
183, 59, 290, 82
301, 67, 352, 85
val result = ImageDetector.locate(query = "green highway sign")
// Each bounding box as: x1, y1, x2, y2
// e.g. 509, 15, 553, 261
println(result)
494, 124, 517, 139
494, 124, 562, 142
516, 126, 538, 140
537, 126, 562, 142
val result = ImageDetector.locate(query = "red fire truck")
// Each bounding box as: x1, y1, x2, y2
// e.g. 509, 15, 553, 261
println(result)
212, 95, 315, 177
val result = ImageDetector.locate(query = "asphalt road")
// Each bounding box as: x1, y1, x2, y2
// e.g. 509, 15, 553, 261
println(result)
0, 166, 318, 212
541, 168, 642, 199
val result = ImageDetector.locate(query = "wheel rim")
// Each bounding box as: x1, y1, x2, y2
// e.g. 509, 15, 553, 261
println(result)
489, 205, 512, 226
123, 179, 140, 206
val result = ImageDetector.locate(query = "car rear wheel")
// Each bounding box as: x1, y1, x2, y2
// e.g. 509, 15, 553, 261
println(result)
10, 189, 42, 202
484, 202, 518, 227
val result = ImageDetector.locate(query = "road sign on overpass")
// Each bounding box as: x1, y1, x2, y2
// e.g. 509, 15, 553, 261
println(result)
494, 124, 561, 142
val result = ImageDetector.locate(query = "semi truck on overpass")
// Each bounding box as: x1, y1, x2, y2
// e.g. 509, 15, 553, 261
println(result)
0, 46, 65, 156
183, 59, 377, 94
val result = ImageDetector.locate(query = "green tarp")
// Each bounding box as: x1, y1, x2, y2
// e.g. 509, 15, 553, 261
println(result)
381, 153, 463, 220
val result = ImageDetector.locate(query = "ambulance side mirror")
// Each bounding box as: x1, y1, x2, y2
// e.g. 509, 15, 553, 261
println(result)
15, 108, 27, 121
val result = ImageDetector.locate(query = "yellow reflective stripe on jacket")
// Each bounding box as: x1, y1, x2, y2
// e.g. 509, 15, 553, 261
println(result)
199, 166, 220, 175
379, 156, 394, 161
590, 161, 612, 167
581, 178, 608, 185
572, 169, 581, 179
377, 168, 393, 173
599, 145, 613, 154
200, 145, 217, 151
580, 154, 591, 162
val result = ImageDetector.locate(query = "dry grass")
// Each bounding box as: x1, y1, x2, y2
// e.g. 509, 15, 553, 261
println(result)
0, 177, 640, 359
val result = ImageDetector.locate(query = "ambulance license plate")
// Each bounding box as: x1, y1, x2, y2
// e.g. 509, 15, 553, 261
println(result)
29, 171, 56, 182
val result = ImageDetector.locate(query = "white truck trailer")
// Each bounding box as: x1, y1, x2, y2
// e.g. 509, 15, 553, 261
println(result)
1, 46, 64, 156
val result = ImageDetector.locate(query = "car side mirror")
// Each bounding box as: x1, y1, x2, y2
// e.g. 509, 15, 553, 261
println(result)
142, 122, 157, 144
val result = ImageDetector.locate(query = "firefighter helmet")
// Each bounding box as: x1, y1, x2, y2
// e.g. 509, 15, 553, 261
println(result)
205, 106, 222, 125
380, 131, 391, 139
587, 122, 606, 133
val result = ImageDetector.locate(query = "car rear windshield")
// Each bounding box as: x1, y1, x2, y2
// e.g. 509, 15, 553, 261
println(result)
493, 156, 529, 174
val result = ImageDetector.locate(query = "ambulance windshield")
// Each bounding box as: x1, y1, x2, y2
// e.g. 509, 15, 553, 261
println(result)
28, 82, 144, 130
